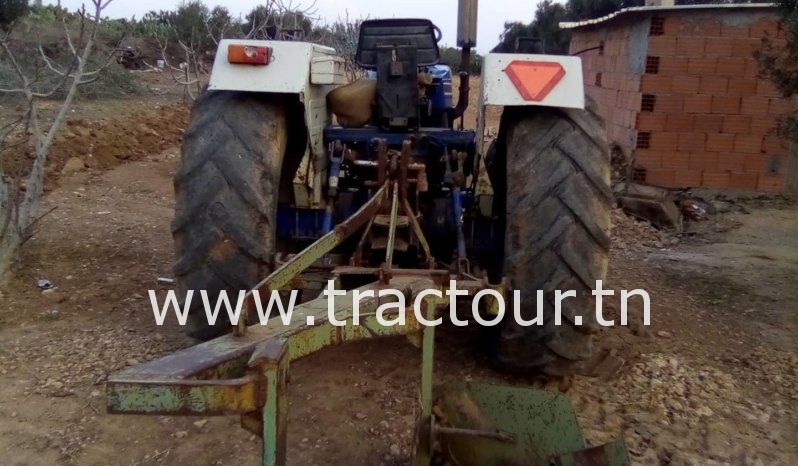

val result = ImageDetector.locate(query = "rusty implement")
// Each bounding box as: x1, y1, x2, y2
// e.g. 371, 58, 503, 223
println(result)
108, 275, 485, 465
107, 137, 630, 465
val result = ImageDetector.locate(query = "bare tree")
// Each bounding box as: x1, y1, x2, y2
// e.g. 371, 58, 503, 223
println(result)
149, 33, 204, 102
316, 12, 366, 81
244, 0, 319, 41
0, 0, 116, 277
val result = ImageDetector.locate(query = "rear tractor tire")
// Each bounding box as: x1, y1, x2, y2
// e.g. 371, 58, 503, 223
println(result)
172, 91, 288, 340
490, 102, 612, 376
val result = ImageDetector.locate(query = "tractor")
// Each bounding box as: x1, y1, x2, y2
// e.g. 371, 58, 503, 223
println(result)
107, 1, 624, 464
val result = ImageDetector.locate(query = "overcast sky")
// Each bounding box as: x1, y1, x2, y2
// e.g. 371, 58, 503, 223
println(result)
47, 0, 539, 53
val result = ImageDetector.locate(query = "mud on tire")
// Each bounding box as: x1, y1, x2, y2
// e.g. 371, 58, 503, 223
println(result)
489, 101, 612, 376
172, 91, 287, 340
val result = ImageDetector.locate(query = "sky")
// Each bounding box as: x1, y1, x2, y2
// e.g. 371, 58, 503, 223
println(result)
47, 0, 539, 53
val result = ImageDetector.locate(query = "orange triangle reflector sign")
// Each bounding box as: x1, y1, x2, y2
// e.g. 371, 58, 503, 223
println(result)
503, 60, 566, 101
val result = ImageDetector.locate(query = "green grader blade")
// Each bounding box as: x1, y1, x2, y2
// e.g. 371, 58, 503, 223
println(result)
430, 382, 631, 466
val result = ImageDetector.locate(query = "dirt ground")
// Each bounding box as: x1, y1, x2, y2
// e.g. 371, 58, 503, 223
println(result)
1, 90, 797, 465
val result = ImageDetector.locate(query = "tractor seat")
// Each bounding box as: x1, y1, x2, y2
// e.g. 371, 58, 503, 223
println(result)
355, 19, 441, 68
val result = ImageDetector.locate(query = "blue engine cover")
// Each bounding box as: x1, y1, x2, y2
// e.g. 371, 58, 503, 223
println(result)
426, 64, 453, 110
368, 64, 452, 111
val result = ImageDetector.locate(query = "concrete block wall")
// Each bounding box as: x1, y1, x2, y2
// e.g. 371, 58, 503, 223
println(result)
570, 10, 795, 192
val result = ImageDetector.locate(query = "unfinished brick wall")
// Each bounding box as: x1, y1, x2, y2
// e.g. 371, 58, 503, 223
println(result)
570, 18, 643, 157
570, 9, 795, 192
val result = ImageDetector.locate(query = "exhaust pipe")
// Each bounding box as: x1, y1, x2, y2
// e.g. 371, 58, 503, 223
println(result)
453, 0, 477, 128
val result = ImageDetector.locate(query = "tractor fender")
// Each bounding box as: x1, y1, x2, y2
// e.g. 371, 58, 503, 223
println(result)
208, 39, 346, 207
476, 53, 586, 158
475, 53, 587, 213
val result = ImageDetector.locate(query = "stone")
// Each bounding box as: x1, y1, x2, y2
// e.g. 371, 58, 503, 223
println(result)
61, 157, 86, 175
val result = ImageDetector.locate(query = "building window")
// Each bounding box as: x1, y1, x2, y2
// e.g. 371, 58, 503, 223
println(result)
636, 132, 651, 149
633, 167, 647, 183
641, 94, 657, 112
645, 56, 660, 74
595, 72, 602, 87
650, 17, 665, 36
599, 41, 605, 56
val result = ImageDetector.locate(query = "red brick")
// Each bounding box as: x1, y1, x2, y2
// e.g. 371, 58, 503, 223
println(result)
704, 37, 734, 57
676, 36, 705, 56
750, 18, 779, 38
727, 78, 758, 96
661, 151, 690, 170
674, 170, 703, 187
720, 23, 749, 38
684, 94, 713, 114
743, 153, 766, 172
636, 113, 667, 131
665, 114, 696, 132
658, 56, 688, 76
641, 74, 672, 93
671, 75, 700, 94
677, 19, 720, 36
687, 57, 717, 76
717, 153, 746, 171
695, 115, 724, 132
699, 76, 728, 94
722, 115, 752, 133
648, 36, 677, 56
740, 96, 770, 116
731, 38, 763, 58
706, 133, 735, 152
702, 171, 731, 189
757, 174, 785, 192
634, 149, 663, 168
650, 132, 680, 150
756, 80, 780, 97
678, 133, 706, 152
750, 117, 778, 136
768, 98, 795, 117
744, 59, 760, 78
645, 168, 677, 187
711, 96, 741, 114
715, 57, 747, 76
662, 16, 681, 36
689, 152, 719, 170
729, 172, 759, 190
763, 134, 789, 153
734, 134, 764, 153
655, 95, 684, 114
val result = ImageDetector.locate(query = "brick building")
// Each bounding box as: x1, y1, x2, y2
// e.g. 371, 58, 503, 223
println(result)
561, 3, 796, 192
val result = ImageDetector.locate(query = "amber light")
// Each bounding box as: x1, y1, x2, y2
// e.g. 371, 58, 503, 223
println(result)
227, 44, 272, 65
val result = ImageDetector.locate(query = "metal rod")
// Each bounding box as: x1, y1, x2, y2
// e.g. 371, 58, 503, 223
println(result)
351, 214, 377, 266
384, 181, 400, 272
401, 198, 434, 268
433, 425, 516, 443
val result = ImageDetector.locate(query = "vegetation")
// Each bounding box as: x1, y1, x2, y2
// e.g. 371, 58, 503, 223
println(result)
756, 0, 797, 143
494, 0, 635, 54
0, 0, 27, 26
0, 0, 118, 277
439, 46, 483, 74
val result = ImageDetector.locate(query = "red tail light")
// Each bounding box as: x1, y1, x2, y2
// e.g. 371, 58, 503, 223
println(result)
227, 44, 272, 65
